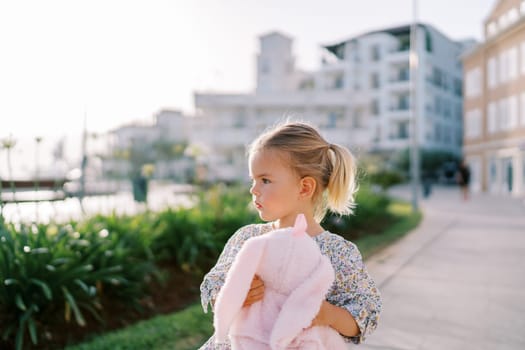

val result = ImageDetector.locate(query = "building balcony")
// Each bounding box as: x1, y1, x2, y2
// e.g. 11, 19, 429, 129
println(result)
196, 91, 353, 108
320, 128, 371, 147
385, 49, 410, 64
191, 127, 254, 147
387, 107, 411, 120
386, 78, 410, 92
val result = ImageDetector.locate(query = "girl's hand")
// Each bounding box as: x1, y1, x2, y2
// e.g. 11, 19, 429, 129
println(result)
242, 275, 265, 307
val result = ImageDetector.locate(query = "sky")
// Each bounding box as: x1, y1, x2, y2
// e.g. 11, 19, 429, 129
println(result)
0, 0, 495, 176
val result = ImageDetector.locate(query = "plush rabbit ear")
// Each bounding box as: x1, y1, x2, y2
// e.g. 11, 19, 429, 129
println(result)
270, 255, 335, 349
291, 213, 307, 237
213, 237, 267, 344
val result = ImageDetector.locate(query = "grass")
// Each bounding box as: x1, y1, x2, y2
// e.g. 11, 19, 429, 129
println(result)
356, 201, 422, 259
67, 199, 421, 350
65, 303, 213, 350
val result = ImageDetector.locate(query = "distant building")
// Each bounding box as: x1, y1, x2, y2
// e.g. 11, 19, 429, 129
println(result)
102, 109, 193, 180
195, 25, 474, 182
462, 0, 525, 196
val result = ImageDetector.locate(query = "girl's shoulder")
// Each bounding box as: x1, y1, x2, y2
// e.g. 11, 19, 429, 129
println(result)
315, 231, 362, 261
232, 222, 274, 240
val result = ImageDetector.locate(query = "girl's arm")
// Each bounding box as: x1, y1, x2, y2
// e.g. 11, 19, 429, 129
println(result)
316, 237, 382, 344
200, 224, 260, 312
311, 300, 359, 336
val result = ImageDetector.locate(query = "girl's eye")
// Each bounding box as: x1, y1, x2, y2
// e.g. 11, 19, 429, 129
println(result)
262, 178, 271, 184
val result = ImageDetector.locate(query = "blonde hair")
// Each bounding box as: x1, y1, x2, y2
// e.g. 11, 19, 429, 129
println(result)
248, 121, 358, 222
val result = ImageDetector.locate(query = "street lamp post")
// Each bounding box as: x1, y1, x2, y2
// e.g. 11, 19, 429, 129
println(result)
410, 0, 420, 212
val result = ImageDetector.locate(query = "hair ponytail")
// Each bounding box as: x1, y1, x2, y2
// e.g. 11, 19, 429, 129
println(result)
325, 144, 357, 217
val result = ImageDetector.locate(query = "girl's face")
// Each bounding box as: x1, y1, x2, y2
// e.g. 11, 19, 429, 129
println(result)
249, 149, 303, 226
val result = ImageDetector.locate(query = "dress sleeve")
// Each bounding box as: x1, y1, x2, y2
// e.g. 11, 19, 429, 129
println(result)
327, 240, 382, 344
199, 225, 255, 313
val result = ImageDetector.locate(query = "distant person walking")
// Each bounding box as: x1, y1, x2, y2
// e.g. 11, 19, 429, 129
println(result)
456, 159, 471, 200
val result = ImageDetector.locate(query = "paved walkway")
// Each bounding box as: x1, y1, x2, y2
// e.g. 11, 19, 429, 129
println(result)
359, 185, 525, 350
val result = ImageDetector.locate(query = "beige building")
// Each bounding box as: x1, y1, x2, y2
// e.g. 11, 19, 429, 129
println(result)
463, 0, 525, 197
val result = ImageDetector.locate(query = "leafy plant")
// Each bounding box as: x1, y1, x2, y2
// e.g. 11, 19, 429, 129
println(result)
0, 217, 158, 349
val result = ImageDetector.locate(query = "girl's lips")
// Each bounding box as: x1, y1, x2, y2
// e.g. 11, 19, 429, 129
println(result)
254, 201, 262, 209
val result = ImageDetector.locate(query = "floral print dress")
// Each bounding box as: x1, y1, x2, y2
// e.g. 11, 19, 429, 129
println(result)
199, 223, 382, 349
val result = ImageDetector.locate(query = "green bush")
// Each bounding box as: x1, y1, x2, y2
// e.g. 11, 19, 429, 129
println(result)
74, 213, 158, 303
322, 184, 393, 240
0, 217, 158, 350
151, 208, 216, 272
195, 184, 258, 244
151, 184, 257, 272
368, 170, 404, 191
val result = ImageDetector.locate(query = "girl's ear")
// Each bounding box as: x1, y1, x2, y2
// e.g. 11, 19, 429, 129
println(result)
299, 176, 317, 199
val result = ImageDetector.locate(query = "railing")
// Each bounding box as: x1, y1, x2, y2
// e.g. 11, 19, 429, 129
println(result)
0, 178, 68, 203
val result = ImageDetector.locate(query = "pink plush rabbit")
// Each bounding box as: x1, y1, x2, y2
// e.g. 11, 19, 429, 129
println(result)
213, 214, 347, 350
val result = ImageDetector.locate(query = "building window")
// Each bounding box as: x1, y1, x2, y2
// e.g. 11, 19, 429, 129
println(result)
398, 34, 410, 51
521, 92, 525, 126
465, 67, 481, 97
499, 13, 508, 30
434, 123, 442, 142
432, 66, 444, 88
521, 154, 525, 191
325, 111, 343, 128
426, 122, 434, 141
398, 121, 409, 139
509, 47, 518, 80
443, 126, 452, 143
443, 98, 451, 118
234, 109, 246, 128
487, 21, 497, 37
370, 72, 380, 89
465, 109, 482, 139
508, 8, 519, 25
374, 126, 381, 143
399, 66, 409, 81
425, 30, 433, 53
488, 56, 498, 88
398, 94, 410, 110
521, 41, 525, 76
352, 109, 363, 128
499, 99, 509, 131
334, 74, 344, 89
509, 95, 518, 128
371, 45, 381, 61
260, 60, 270, 74
456, 129, 463, 146
488, 102, 498, 133
489, 158, 497, 186
370, 99, 380, 115
453, 78, 462, 97
523, 153, 525, 189
299, 78, 315, 90
499, 50, 508, 84
435, 95, 442, 115
455, 103, 463, 121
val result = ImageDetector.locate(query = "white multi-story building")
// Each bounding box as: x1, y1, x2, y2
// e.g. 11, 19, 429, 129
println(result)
194, 25, 475, 182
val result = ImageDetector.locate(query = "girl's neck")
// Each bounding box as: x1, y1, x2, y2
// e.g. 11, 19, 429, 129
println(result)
273, 217, 325, 237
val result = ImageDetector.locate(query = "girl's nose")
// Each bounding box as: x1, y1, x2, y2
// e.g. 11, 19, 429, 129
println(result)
250, 183, 259, 196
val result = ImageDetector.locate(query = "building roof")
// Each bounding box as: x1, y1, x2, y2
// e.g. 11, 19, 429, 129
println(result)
322, 23, 431, 60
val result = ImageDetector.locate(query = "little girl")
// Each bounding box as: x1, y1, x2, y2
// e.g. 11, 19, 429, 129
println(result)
199, 121, 382, 349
